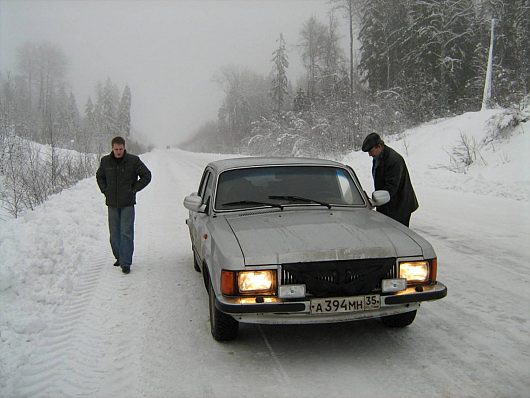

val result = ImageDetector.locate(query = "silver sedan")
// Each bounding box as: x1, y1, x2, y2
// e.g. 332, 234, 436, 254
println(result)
184, 157, 447, 341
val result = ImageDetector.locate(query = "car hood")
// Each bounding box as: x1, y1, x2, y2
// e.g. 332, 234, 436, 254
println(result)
225, 209, 432, 265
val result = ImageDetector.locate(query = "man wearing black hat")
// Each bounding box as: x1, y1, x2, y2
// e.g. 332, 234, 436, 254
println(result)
362, 133, 418, 227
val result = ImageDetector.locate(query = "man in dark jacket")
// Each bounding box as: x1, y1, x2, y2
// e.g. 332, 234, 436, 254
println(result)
362, 133, 418, 227
96, 136, 152, 274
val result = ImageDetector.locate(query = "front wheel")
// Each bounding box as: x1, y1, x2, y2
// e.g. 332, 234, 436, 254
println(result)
381, 310, 417, 327
208, 280, 239, 341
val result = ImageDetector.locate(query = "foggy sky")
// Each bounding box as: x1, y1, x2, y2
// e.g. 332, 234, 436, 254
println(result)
0, 0, 342, 147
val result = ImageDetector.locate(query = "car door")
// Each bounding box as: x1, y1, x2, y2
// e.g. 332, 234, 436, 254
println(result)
192, 168, 215, 263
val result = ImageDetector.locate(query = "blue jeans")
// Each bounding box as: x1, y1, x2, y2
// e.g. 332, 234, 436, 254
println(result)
108, 206, 135, 266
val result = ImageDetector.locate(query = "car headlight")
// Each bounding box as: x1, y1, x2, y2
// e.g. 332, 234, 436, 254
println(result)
399, 260, 430, 284
238, 271, 275, 292
221, 270, 277, 296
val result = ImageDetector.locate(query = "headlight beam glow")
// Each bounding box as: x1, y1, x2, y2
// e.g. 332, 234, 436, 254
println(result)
221, 269, 277, 296
238, 271, 275, 293
399, 261, 430, 284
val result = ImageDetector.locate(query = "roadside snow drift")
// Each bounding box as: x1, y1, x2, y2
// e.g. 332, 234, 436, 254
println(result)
1, 110, 529, 397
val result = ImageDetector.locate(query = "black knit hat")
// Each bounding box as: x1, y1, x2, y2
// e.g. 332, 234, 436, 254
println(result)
362, 133, 381, 152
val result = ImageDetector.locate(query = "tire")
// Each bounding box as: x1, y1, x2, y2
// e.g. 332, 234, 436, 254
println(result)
381, 310, 417, 327
208, 280, 239, 341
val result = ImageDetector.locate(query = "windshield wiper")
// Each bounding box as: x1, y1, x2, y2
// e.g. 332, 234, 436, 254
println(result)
269, 195, 332, 209
221, 200, 284, 210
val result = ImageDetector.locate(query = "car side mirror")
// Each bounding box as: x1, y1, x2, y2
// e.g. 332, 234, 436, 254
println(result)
183, 193, 206, 213
370, 190, 390, 207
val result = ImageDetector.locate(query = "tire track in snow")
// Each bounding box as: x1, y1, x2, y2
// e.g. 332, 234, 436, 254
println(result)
12, 150, 208, 397
137, 151, 300, 395
139, 151, 301, 396
257, 325, 291, 384
415, 224, 530, 280
13, 249, 145, 397
410, 221, 530, 397
129, 151, 287, 396
12, 253, 107, 397
131, 151, 207, 395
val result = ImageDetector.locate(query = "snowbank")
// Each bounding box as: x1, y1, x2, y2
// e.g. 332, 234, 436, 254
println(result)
0, 109, 529, 396
343, 109, 530, 202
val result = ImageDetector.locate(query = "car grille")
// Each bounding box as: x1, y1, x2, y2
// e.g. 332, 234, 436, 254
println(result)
281, 258, 397, 298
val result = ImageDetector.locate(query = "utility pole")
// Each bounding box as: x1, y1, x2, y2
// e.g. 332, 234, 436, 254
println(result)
481, 18, 495, 111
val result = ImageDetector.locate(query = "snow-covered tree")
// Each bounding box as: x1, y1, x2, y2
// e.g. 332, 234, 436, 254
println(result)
293, 87, 311, 113
215, 66, 270, 147
406, 0, 476, 112
320, 13, 347, 103
358, 0, 480, 118
117, 85, 131, 138
14, 42, 69, 141
85, 97, 96, 131
270, 33, 289, 116
299, 16, 327, 102
358, 0, 410, 92
483, 0, 530, 106
330, 0, 361, 97
100, 78, 120, 136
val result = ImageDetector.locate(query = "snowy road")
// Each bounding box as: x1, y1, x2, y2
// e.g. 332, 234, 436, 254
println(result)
4, 148, 530, 398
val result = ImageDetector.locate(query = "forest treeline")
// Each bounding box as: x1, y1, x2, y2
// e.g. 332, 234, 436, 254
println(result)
0, 42, 147, 217
0, 42, 134, 153
181, 0, 529, 156
1, 0, 529, 217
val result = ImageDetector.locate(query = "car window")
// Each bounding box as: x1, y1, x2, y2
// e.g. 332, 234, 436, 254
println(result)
203, 174, 214, 205
198, 170, 210, 197
215, 166, 365, 210
198, 169, 214, 206
336, 168, 359, 204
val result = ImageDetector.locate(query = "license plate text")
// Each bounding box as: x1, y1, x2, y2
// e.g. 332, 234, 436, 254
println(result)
310, 295, 380, 314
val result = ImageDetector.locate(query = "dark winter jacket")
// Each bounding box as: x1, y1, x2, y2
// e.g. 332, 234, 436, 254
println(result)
373, 145, 418, 225
96, 151, 152, 208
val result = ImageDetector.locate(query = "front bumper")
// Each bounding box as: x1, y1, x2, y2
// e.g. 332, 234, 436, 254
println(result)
216, 282, 447, 324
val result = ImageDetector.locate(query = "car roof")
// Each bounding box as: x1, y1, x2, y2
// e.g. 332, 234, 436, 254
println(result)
207, 157, 347, 173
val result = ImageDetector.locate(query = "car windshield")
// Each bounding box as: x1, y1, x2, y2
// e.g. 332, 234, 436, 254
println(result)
215, 165, 365, 210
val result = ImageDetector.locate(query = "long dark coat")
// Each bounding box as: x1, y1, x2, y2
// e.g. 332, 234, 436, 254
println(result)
373, 146, 418, 225
96, 151, 152, 208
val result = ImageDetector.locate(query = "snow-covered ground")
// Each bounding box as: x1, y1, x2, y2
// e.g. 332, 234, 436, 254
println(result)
1, 109, 529, 397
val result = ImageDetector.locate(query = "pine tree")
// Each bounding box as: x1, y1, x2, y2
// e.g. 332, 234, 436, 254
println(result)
330, 0, 360, 97
101, 78, 119, 136
15, 41, 68, 142
94, 82, 104, 133
484, 0, 530, 105
85, 97, 95, 131
118, 85, 131, 138
67, 92, 81, 146
320, 13, 346, 103
270, 33, 289, 116
405, 0, 476, 113
358, 0, 410, 92
214, 66, 272, 148
293, 88, 311, 112
299, 17, 327, 102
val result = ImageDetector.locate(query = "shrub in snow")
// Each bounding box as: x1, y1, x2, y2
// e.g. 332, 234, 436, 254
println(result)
484, 108, 529, 143
0, 136, 98, 218
446, 132, 485, 174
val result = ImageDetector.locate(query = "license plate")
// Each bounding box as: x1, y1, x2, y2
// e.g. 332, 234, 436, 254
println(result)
310, 295, 380, 314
